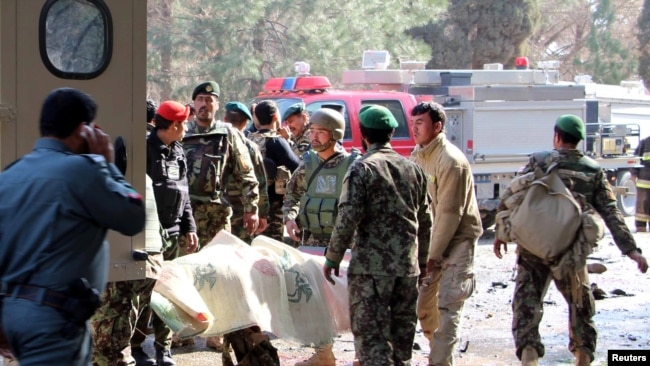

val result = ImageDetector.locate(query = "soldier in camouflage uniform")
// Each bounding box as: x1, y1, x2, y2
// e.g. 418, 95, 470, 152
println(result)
250, 100, 301, 242
91, 175, 163, 366
283, 108, 359, 248
494, 115, 648, 366
324, 105, 433, 366
183, 81, 260, 247
224, 101, 270, 243
283, 108, 359, 366
94, 102, 195, 366
279, 102, 311, 159
183, 82, 259, 352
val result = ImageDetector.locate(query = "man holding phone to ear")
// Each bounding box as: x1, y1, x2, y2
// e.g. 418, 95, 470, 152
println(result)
0, 88, 146, 366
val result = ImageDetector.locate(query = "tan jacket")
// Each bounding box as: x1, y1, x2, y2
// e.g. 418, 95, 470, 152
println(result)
411, 133, 483, 260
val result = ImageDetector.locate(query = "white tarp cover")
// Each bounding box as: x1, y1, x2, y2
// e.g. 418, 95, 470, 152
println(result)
152, 231, 350, 346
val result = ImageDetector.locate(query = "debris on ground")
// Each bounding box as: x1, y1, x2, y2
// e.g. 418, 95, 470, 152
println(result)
610, 288, 634, 297
591, 283, 607, 300
587, 263, 607, 274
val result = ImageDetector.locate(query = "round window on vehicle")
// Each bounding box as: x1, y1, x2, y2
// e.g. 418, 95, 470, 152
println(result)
39, 0, 113, 79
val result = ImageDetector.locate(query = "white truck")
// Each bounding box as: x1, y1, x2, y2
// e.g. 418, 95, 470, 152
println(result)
341, 61, 642, 228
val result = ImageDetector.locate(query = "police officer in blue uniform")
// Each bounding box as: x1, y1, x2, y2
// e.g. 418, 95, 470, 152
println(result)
0, 88, 146, 366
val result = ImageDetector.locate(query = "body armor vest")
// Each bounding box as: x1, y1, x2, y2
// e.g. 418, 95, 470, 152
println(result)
182, 128, 229, 201
298, 150, 358, 238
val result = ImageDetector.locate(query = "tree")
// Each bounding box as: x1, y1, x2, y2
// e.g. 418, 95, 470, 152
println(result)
410, 0, 540, 69
146, 0, 444, 105
639, 0, 650, 86
527, 0, 642, 84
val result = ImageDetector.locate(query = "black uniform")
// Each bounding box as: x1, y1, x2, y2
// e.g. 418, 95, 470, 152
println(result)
146, 128, 196, 238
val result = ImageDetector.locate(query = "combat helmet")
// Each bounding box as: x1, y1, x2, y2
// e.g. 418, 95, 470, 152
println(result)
309, 108, 345, 141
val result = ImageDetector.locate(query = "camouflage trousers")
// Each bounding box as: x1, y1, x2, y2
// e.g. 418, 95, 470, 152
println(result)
348, 274, 418, 366
190, 201, 232, 250
264, 199, 284, 242
130, 236, 182, 352
91, 278, 151, 366
229, 195, 253, 244
417, 240, 475, 366
512, 251, 596, 361
91, 237, 177, 366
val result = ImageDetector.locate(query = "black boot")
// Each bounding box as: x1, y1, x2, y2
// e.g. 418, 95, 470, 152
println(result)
131, 347, 156, 366
156, 349, 177, 366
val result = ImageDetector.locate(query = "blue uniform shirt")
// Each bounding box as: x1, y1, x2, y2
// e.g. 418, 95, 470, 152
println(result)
0, 138, 145, 293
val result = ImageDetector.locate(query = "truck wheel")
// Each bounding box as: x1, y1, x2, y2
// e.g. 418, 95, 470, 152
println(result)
480, 210, 496, 230
616, 170, 636, 217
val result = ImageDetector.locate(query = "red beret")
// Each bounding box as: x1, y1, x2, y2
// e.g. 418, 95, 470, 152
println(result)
157, 101, 190, 122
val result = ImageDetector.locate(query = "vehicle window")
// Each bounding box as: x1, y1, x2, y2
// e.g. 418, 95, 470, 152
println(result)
305, 101, 352, 141
361, 100, 410, 139
39, 0, 112, 79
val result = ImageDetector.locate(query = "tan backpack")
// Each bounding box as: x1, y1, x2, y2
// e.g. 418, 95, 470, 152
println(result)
496, 152, 605, 260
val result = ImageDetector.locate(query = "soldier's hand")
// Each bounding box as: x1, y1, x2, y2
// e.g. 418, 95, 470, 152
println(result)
323, 263, 339, 285
277, 126, 291, 140
243, 212, 259, 235
83, 123, 114, 163
185, 232, 199, 254
285, 220, 301, 242
493, 238, 508, 259
628, 250, 648, 273
255, 217, 268, 234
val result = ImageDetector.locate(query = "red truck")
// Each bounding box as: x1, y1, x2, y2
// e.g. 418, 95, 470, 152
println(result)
252, 75, 419, 157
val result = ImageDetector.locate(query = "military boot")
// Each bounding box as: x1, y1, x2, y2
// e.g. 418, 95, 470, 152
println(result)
521, 345, 539, 366
156, 349, 177, 366
131, 346, 156, 366
574, 349, 591, 366
294, 344, 336, 366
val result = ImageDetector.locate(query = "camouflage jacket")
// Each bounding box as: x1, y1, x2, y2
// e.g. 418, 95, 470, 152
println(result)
497, 148, 637, 255
290, 128, 311, 159
326, 143, 433, 277
226, 136, 270, 218
183, 120, 259, 214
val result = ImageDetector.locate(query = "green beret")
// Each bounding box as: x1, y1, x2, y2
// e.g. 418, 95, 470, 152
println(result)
555, 114, 586, 140
282, 102, 305, 122
225, 101, 252, 121
359, 105, 398, 129
192, 81, 220, 100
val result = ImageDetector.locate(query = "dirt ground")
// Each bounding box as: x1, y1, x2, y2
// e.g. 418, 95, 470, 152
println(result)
2, 218, 649, 366
165, 217, 650, 366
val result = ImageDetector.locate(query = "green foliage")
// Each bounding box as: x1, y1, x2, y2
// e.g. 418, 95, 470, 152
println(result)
639, 0, 650, 86
146, 0, 443, 106
527, 0, 641, 85
578, 0, 637, 84
145, 0, 644, 99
